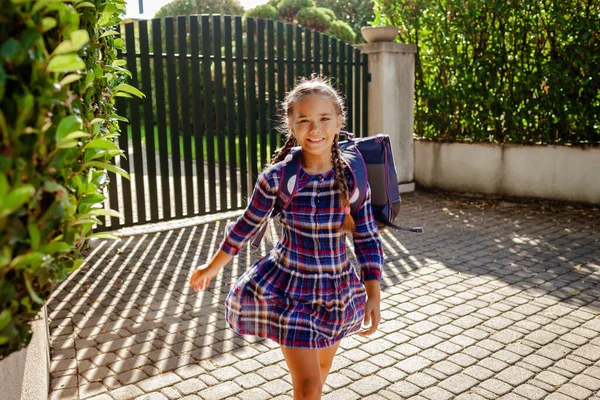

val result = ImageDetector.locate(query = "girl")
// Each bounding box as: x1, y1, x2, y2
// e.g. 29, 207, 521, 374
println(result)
190, 76, 384, 400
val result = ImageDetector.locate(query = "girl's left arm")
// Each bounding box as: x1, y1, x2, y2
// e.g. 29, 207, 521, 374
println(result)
352, 184, 385, 284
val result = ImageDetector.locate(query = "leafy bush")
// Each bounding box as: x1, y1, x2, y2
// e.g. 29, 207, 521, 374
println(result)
245, 4, 279, 20
0, 0, 135, 358
278, 0, 316, 22
373, 0, 600, 145
315, 7, 335, 22
155, 0, 244, 18
328, 20, 356, 44
316, 0, 374, 44
296, 7, 331, 32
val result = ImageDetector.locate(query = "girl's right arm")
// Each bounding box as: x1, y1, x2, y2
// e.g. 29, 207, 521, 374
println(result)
189, 167, 279, 291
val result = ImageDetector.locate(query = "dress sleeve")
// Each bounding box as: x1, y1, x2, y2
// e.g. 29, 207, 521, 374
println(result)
218, 169, 278, 256
352, 183, 384, 282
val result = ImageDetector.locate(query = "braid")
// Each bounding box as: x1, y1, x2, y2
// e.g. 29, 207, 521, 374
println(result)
271, 135, 296, 165
332, 139, 355, 233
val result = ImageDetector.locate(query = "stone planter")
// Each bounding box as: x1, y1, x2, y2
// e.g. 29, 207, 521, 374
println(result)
0, 305, 51, 400
361, 26, 400, 43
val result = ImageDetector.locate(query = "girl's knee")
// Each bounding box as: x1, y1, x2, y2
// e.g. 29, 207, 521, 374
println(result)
296, 377, 322, 399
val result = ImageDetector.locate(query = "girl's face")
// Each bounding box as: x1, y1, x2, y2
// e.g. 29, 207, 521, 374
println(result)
289, 94, 342, 159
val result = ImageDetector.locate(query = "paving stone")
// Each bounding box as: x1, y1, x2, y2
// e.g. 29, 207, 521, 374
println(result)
496, 365, 535, 386
322, 388, 360, 400
262, 379, 292, 396
557, 383, 593, 400
513, 383, 548, 400
432, 360, 462, 376
479, 378, 513, 396
420, 386, 454, 400
572, 344, 600, 362
535, 370, 570, 386
174, 378, 208, 395
349, 376, 389, 397
110, 385, 144, 400
439, 373, 479, 394
137, 371, 182, 392
80, 382, 108, 399
388, 381, 421, 398
237, 388, 272, 400
405, 372, 439, 389
395, 356, 431, 374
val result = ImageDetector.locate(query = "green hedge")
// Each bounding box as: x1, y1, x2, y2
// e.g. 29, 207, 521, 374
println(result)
373, 0, 600, 146
0, 0, 137, 358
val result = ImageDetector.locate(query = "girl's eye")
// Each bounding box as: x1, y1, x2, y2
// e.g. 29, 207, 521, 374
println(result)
321, 117, 330, 121
299, 120, 309, 123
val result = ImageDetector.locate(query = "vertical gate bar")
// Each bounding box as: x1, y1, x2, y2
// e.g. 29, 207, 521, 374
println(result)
354, 48, 361, 138
201, 15, 217, 212
116, 96, 131, 226
189, 16, 206, 215
165, 17, 183, 218
138, 20, 158, 222
247, 18, 258, 185
322, 34, 329, 78
152, 18, 171, 219
313, 31, 320, 75
213, 16, 228, 212
257, 19, 267, 168
346, 44, 353, 133
178, 16, 194, 216
286, 23, 293, 91
339, 41, 346, 95
125, 22, 146, 225
304, 27, 310, 75
362, 53, 368, 137
295, 25, 303, 78
224, 16, 238, 209
267, 20, 277, 157
277, 22, 286, 146
235, 16, 248, 199
331, 39, 337, 89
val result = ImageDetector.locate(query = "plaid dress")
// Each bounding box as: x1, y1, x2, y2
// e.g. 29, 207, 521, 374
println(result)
219, 160, 384, 349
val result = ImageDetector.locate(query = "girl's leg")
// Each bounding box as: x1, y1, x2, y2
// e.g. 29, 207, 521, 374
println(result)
317, 341, 341, 386
281, 346, 322, 400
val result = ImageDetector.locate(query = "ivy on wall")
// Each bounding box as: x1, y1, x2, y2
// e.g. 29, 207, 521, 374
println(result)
0, 0, 141, 358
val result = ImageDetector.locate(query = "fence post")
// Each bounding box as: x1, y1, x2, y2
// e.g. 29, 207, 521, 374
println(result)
356, 42, 417, 192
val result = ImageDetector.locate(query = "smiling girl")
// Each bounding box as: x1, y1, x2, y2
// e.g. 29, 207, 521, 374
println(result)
190, 76, 384, 400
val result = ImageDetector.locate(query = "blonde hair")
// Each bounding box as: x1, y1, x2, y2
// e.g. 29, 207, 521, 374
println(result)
271, 76, 355, 233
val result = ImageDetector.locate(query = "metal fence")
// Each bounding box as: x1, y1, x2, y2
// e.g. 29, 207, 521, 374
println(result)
102, 15, 369, 230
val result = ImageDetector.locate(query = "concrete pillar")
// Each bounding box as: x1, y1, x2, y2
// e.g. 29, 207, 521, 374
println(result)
356, 42, 417, 192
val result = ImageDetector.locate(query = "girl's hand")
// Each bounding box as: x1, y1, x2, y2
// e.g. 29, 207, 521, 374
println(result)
190, 264, 219, 292
359, 296, 381, 336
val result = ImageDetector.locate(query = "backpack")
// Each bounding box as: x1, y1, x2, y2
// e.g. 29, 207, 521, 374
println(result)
251, 131, 423, 247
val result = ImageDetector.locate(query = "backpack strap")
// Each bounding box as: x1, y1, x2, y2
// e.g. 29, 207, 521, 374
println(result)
340, 145, 368, 216
251, 149, 301, 248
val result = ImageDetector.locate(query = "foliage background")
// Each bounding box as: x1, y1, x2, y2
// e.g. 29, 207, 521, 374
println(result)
0, 0, 133, 358
374, 0, 600, 146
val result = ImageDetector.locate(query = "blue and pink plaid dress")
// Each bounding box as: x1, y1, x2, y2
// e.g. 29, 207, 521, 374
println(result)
219, 159, 384, 349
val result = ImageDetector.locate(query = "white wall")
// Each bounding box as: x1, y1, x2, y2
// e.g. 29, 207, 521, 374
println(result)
415, 141, 600, 204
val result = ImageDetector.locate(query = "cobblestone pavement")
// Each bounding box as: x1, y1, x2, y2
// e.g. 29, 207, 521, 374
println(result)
47, 191, 600, 400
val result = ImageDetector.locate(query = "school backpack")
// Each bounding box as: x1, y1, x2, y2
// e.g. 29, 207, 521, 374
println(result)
251, 131, 423, 247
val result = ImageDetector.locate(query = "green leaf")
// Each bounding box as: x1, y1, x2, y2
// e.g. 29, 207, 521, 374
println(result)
67, 259, 84, 273
56, 116, 83, 141
90, 118, 105, 125
75, 1, 95, 9
70, 217, 101, 226
9, 252, 43, 271
112, 59, 126, 67
52, 29, 90, 55
55, 139, 78, 149
0, 310, 11, 331
98, 3, 118, 26
59, 74, 82, 86
113, 83, 145, 98
88, 232, 120, 240
89, 208, 121, 218
85, 161, 130, 179
41, 17, 57, 32
28, 224, 40, 250
47, 54, 86, 73
114, 92, 132, 98
39, 242, 71, 254
24, 274, 44, 304
83, 138, 120, 150
0, 173, 8, 198
99, 30, 119, 38
0, 185, 35, 217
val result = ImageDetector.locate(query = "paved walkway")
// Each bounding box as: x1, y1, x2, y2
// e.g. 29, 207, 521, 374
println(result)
47, 191, 600, 400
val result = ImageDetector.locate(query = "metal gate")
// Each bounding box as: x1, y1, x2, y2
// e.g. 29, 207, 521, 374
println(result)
102, 15, 369, 230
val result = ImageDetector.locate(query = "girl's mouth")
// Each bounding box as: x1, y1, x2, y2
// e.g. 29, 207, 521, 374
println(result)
307, 138, 325, 142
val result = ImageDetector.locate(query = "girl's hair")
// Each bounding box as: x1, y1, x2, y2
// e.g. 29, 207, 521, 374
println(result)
271, 75, 355, 233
